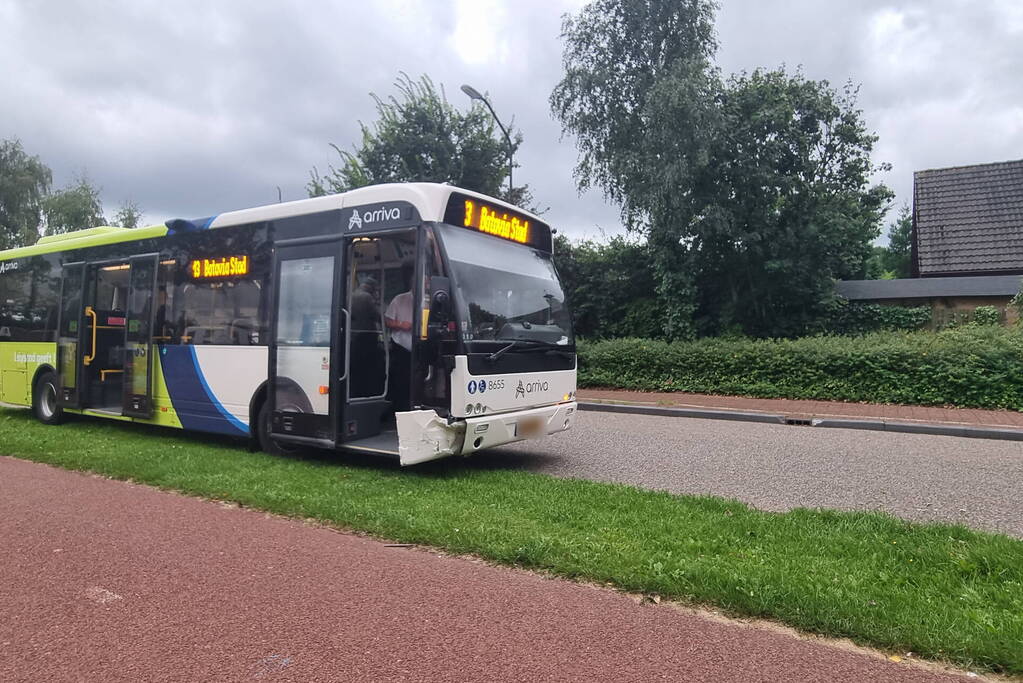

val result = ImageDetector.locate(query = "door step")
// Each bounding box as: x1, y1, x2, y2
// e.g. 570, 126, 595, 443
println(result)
82, 408, 133, 421
342, 430, 399, 457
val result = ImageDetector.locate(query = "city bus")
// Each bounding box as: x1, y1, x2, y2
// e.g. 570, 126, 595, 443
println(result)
0, 183, 577, 465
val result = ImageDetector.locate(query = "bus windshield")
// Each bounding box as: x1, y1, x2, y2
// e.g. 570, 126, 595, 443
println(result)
436, 224, 573, 348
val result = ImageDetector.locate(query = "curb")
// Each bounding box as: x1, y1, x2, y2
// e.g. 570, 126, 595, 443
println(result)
580, 402, 1023, 442
578, 401, 786, 425
819, 419, 1023, 442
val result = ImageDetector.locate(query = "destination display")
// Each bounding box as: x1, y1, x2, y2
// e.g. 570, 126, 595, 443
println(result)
443, 192, 552, 252
190, 254, 250, 279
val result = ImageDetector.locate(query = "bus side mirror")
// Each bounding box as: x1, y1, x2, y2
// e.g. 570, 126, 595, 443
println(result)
430, 276, 451, 319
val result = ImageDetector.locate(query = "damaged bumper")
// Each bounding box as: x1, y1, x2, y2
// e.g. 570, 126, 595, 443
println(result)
396, 402, 578, 466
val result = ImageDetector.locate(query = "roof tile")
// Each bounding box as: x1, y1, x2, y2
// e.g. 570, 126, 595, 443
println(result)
914, 159, 1023, 275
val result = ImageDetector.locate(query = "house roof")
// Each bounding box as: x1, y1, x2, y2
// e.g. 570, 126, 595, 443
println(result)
914, 158, 1023, 276
836, 275, 1022, 301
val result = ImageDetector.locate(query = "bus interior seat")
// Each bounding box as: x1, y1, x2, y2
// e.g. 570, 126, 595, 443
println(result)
230, 318, 256, 344
184, 326, 205, 344
209, 327, 232, 345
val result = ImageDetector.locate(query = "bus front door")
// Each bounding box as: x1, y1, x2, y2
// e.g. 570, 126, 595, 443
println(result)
268, 240, 344, 448
338, 230, 418, 453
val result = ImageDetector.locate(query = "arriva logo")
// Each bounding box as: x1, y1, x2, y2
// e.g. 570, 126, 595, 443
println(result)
347, 209, 363, 231
515, 379, 550, 398
0, 260, 19, 274
347, 205, 403, 231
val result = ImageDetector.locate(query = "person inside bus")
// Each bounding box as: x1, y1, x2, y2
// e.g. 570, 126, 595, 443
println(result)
384, 263, 414, 413
154, 286, 172, 341
350, 276, 383, 397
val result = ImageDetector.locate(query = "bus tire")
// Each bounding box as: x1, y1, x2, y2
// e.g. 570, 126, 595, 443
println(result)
33, 371, 65, 425
256, 400, 300, 457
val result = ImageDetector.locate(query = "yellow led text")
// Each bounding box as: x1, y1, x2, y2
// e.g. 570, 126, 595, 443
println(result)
191, 255, 249, 279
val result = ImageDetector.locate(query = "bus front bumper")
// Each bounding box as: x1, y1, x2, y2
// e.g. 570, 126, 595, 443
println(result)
395, 402, 578, 466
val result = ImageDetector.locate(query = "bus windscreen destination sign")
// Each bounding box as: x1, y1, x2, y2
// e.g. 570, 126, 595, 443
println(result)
443, 192, 552, 252
191, 255, 249, 279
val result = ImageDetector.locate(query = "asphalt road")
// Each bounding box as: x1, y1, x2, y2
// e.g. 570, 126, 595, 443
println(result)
478, 411, 1023, 538
0, 456, 971, 682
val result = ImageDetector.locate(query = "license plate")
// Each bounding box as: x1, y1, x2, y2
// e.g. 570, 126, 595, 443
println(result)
518, 416, 544, 438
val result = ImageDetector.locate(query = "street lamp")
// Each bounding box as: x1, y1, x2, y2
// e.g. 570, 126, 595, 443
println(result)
461, 84, 514, 200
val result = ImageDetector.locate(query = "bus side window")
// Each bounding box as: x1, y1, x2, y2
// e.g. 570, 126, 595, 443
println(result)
0, 257, 59, 342
176, 278, 265, 346
155, 262, 176, 343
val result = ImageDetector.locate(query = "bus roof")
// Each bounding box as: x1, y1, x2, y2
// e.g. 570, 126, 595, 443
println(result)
0, 183, 543, 261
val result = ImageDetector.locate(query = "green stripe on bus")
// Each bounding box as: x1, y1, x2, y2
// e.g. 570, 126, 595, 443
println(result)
0, 225, 169, 260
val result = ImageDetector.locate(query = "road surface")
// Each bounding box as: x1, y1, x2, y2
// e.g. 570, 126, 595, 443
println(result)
0, 456, 971, 682
479, 411, 1023, 537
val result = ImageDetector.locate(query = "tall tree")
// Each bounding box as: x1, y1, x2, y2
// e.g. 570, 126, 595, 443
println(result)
309, 73, 533, 208
111, 200, 144, 229
0, 139, 52, 249
42, 175, 106, 236
552, 0, 892, 338
551, 0, 719, 338
690, 71, 893, 336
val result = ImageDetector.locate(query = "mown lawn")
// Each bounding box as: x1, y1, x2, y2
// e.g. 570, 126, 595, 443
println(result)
2, 407, 1022, 674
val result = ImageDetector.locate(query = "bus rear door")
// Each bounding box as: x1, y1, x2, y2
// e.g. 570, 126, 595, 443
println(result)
122, 254, 158, 417
56, 262, 85, 408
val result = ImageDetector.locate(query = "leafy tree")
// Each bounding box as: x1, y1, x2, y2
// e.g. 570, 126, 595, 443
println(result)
865, 245, 894, 279
866, 205, 913, 279
689, 71, 893, 337
42, 175, 106, 235
552, 0, 892, 338
554, 233, 664, 339
0, 139, 52, 249
112, 200, 144, 229
551, 0, 719, 339
310, 73, 534, 208
881, 205, 913, 278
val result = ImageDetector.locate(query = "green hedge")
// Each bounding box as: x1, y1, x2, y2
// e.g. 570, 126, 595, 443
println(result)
578, 326, 1023, 410
814, 300, 931, 335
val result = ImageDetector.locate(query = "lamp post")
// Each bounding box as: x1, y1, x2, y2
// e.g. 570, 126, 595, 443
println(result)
461, 84, 513, 200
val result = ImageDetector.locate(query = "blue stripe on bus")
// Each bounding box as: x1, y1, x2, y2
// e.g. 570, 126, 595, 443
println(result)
161, 346, 248, 437
187, 346, 250, 434
164, 215, 218, 234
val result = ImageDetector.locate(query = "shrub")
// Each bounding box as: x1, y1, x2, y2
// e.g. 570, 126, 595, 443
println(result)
578, 327, 1023, 410
815, 300, 931, 335
972, 306, 1002, 326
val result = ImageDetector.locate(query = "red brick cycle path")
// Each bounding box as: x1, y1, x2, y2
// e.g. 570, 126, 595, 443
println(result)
0, 456, 976, 682
580, 388, 1023, 430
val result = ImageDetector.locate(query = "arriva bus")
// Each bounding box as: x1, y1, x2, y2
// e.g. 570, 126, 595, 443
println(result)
0, 184, 577, 465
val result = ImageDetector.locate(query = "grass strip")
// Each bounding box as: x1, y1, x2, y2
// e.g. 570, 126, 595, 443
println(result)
2, 408, 1022, 674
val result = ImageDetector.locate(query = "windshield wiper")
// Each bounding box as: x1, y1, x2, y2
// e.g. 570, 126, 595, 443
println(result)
486, 339, 571, 363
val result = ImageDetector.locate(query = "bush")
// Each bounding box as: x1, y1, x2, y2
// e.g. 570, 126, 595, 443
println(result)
815, 300, 931, 335
972, 305, 1002, 326
578, 327, 1023, 410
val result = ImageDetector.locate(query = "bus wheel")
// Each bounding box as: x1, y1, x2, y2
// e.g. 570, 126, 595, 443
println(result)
33, 371, 65, 425
256, 400, 301, 457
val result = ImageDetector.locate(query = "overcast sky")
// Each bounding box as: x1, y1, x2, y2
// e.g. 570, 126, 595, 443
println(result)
2, 0, 1021, 242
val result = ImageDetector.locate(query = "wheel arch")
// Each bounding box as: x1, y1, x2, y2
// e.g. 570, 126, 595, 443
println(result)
31, 363, 57, 392
249, 380, 270, 440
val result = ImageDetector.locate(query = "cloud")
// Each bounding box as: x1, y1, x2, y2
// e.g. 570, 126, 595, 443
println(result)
1, 0, 1020, 243
716, 0, 1023, 238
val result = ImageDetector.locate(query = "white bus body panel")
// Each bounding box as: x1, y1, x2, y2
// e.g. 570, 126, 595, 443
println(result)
275, 345, 331, 415
208, 183, 544, 232
396, 354, 578, 465
192, 345, 267, 427
449, 355, 576, 418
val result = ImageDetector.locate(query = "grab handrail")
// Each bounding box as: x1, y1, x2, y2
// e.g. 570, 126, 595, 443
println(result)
83, 306, 97, 366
